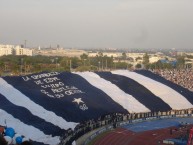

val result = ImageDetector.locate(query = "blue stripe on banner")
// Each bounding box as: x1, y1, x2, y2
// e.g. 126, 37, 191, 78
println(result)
112, 70, 193, 110
95, 72, 172, 112
0, 77, 77, 130
0, 93, 65, 137
135, 70, 193, 105
74, 72, 150, 113
32, 141, 49, 145
58, 72, 129, 118
3, 72, 128, 123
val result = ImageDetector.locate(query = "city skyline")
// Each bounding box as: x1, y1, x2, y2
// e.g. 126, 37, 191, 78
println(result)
0, 0, 193, 48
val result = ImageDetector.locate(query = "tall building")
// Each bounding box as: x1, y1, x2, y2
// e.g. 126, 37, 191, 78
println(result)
0, 44, 14, 56
15, 45, 33, 56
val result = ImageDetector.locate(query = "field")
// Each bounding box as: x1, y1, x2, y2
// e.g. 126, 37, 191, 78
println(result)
90, 117, 193, 145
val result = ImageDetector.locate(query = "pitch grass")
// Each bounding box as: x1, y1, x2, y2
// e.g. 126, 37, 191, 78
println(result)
87, 130, 112, 145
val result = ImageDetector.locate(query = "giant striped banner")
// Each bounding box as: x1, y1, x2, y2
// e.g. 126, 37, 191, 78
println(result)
1, 70, 193, 144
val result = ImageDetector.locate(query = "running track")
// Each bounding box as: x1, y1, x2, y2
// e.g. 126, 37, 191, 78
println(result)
93, 118, 193, 145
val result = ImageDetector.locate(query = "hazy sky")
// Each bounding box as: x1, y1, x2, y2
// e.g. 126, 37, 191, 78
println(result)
0, 0, 193, 48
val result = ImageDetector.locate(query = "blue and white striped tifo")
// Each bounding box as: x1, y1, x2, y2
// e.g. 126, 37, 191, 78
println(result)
1, 70, 193, 144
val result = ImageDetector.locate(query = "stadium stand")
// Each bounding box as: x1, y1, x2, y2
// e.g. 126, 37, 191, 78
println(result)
152, 69, 193, 92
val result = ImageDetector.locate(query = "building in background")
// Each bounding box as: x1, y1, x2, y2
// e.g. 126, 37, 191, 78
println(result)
0, 44, 33, 56
0, 45, 14, 56
15, 45, 33, 56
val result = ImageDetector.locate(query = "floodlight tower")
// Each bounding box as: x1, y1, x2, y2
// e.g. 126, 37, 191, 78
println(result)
24, 40, 27, 48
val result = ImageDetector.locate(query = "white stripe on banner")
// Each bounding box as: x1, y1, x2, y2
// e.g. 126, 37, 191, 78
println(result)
0, 78, 78, 130
112, 70, 193, 110
74, 72, 150, 113
0, 109, 60, 145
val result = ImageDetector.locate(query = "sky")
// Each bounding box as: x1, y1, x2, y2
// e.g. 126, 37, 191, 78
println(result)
0, 0, 193, 48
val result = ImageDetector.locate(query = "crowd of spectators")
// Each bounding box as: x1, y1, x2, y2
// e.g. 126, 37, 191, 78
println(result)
59, 113, 125, 145
60, 109, 193, 145
0, 126, 32, 145
152, 69, 193, 91
1, 109, 192, 145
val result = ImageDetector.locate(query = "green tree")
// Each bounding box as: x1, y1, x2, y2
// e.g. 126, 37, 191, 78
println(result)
142, 53, 149, 69
122, 52, 127, 60
135, 63, 142, 69
114, 62, 128, 69
80, 53, 89, 67
80, 53, 88, 60
98, 52, 103, 57
76, 66, 90, 72
71, 57, 81, 69
135, 57, 142, 61
176, 56, 185, 68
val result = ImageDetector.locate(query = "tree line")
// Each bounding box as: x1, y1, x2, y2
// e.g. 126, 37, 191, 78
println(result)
0, 53, 188, 76
0, 53, 132, 76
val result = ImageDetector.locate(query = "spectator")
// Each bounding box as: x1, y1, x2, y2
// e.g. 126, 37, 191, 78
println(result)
0, 126, 5, 135
153, 69, 193, 91
21, 141, 32, 145
0, 136, 7, 145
